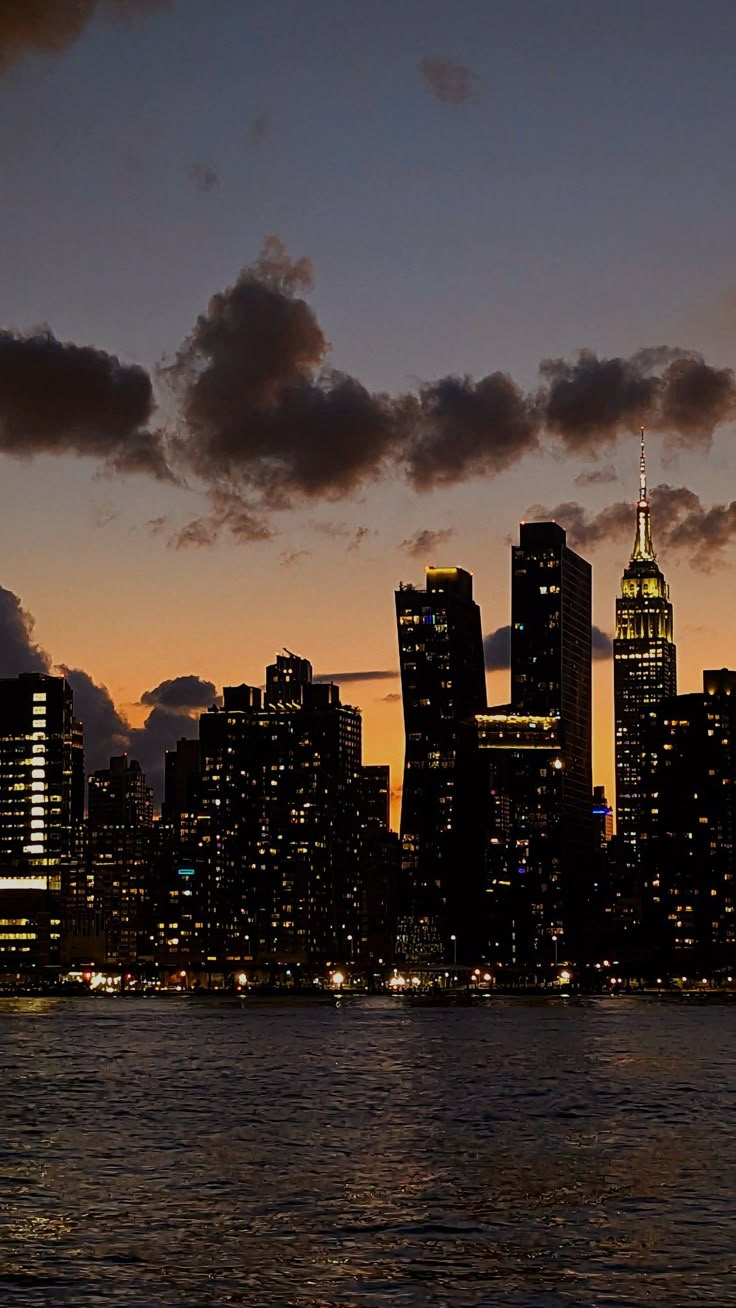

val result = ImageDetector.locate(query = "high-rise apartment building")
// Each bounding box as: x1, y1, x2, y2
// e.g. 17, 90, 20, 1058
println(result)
197, 666, 365, 971
395, 566, 487, 962
0, 673, 83, 887
87, 755, 154, 965
614, 431, 677, 857
641, 669, 736, 973
0, 674, 82, 977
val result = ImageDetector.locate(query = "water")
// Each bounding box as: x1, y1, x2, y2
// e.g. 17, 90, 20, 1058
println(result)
1, 996, 735, 1308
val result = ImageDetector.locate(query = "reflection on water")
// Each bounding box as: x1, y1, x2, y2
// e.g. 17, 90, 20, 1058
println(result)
1, 996, 735, 1306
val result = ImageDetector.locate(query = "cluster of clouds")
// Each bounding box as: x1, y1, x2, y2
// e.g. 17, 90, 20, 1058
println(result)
0, 584, 216, 794
2, 236, 735, 564
530, 485, 736, 572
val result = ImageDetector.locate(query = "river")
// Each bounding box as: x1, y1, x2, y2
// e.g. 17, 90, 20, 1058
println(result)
1, 995, 734, 1306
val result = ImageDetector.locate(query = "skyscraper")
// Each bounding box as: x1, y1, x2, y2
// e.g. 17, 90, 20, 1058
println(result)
0, 673, 83, 890
506, 521, 593, 958
614, 431, 677, 859
0, 673, 83, 978
197, 666, 365, 971
395, 566, 487, 962
87, 755, 154, 965
641, 669, 736, 974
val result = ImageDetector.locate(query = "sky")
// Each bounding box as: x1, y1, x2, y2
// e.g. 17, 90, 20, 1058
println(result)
1, 0, 735, 820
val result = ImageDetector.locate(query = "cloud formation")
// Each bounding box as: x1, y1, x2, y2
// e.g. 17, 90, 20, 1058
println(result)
530, 485, 736, 570
539, 348, 736, 451
0, 585, 51, 676
0, 329, 169, 478
407, 373, 539, 488
418, 56, 479, 104
140, 675, 217, 710
168, 237, 402, 507
483, 625, 510, 672
0, 580, 213, 793
401, 527, 455, 559
0, 0, 167, 72
2, 237, 736, 554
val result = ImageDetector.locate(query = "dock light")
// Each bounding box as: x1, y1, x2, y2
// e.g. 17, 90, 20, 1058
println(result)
332, 971, 345, 988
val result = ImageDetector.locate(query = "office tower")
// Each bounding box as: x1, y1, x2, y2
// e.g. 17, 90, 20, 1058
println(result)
614, 431, 676, 858
87, 756, 153, 966
508, 521, 593, 957
197, 665, 364, 971
641, 669, 736, 974
395, 566, 487, 963
475, 710, 565, 966
265, 651, 313, 706
0, 673, 82, 978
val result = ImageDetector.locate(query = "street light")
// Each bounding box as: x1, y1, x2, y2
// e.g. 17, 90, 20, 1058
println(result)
450, 934, 457, 966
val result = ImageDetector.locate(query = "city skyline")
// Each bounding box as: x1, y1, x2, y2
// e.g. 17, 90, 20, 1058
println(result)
1, 2, 736, 832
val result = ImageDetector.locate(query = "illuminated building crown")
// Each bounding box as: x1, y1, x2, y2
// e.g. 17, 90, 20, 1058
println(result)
631, 427, 655, 562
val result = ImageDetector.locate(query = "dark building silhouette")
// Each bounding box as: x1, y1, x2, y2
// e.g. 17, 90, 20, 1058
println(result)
614, 431, 677, 858
0, 673, 82, 977
395, 566, 487, 963
641, 669, 736, 974
510, 521, 593, 954
197, 664, 365, 971
360, 765, 399, 969
265, 651, 313, 706
87, 755, 153, 965
154, 738, 204, 975
475, 711, 565, 966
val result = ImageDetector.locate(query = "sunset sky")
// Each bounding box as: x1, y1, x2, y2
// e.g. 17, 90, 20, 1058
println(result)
1, 0, 735, 819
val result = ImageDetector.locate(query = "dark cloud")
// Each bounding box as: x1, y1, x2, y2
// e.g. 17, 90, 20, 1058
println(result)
167, 236, 404, 507
418, 56, 479, 104
140, 675, 216, 710
592, 626, 613, 659
483, 625, 511, 672
0, 583, 212, 797
170, 487, 273, 549
189, 161, 220, 193
0, 585, 51, 676
531, 484, 736, 570
347, 526, 371, 552
379, 691, 402, 703
0, 0, 167, 72
538, 347, 736, 452
401, 527, 455, 559
0, 329, 170, 477
575, 465, 618, 487
60, 666, 130, 773
406, 373, 540, 489
314, 669, 398, 684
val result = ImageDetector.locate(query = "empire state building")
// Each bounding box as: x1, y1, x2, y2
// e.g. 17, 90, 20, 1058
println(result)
614, 431, 677, 855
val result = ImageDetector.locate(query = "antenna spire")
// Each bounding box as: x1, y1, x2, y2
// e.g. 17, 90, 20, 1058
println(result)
632, 427, 655, 561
